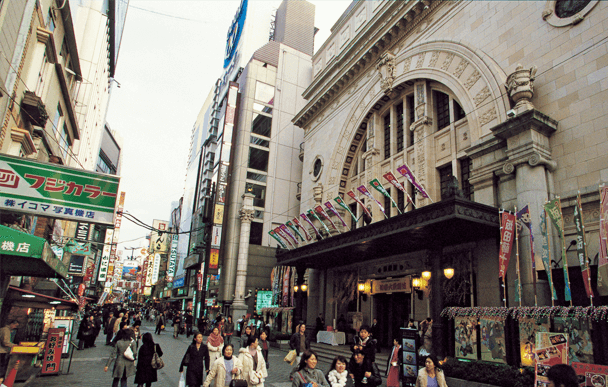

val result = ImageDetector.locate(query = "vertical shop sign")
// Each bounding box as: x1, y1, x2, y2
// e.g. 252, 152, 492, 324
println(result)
108, 192, 125, 280
97, 229, 114, 282
151, 253, 161, 284
166, 234, 178, 281
41, 328, 65, 375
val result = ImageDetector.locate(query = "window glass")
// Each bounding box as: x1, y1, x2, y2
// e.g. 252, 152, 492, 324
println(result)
383, 114, 391, 159
454, 101, 466, 121
59, 124, 70, 160
435, 91, 450, 130
460, 158, 474, 200
250, 136, 269, 148
250, 184, 266, 207
439, 164, 453, 200
253, 103, 273, 115
396, 103, 404, 153
249, 221, 263, 245
248, 148, 269, 172
252, 113, 272, 137
246, 171, 267, 182
255, 82, 274, 105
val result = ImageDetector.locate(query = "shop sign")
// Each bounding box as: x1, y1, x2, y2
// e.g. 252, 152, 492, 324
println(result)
213, 204, 224, 224
371, 276, 411, 294
151, 253, 161, 284
211, 225, 222, 247
143, 286, 151, 296
255, 290, 277, 312
150, 220, 169, 253
205, 298, 216, 306
173, 276, 185, 288
197, 273, 203, 291
210, 248, 219, 270
41, 328, 65, 375
98, 229, 113, 282
0, 154, 119, 225
68, 255, 85, 274
166, 234, 178, 280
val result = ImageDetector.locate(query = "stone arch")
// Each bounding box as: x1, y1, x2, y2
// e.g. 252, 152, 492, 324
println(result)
324, 39, 510, 199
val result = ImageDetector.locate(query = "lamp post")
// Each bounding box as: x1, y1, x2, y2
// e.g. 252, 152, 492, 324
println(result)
231, 190, 255, 319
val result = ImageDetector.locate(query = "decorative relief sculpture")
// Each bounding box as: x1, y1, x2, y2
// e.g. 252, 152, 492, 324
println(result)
376, 52, 397, 95
505, 63, 537, 113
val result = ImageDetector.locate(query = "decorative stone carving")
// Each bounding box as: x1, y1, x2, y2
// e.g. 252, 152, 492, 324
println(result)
239, 208, 255, 222
402, 56, 412, 73
464, 70, 481, 90
506, 63, 537, 113
415, 53, 425, 68
479, 107, 497, 126
313, 183, 324, 204
474, 86, 491, 106
503, 162, 515, 175
415, 103, 426, 120
453, 58, 468, 78
429, 51, 440, 67
376, 52, 397, 95
441, 53, 455, 71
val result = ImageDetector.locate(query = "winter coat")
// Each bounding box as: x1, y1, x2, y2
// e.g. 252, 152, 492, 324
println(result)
415, 367, 448, 387
203, 356, 243, 387
350, 336, 377, 363
289, 332, 311, 353
292, 367, 330, 387
238, 347, 267, 387
207, 337, 224, 367
134, 343, 163, 384
106, 339, 137, 379
180, 343, 210, 387
348, 358, 381, 387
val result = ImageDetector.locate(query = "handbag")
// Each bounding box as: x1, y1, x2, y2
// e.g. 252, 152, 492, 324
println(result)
123, 340, 135, 361
183, 351, 190, 366
284, 349, 297, 364
178, 372, 186, 387
229, 380, 248, 387
151, 345, 164, 369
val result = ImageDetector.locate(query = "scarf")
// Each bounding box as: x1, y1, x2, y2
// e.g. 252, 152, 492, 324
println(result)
327, 369, 348, 387
208, 332, 223, 347
224, 355, 233, 360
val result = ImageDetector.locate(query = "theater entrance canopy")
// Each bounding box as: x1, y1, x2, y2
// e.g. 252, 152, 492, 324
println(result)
276, 197, 500, 269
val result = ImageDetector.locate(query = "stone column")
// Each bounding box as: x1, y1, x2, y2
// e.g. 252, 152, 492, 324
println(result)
411, 81, 434, 207
231, 192, 255, 319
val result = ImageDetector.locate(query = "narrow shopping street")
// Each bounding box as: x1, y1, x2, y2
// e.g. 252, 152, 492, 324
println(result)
18, 321, 325, 387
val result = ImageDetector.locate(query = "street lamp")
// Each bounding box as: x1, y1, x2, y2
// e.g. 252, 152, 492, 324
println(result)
300, 284, 308, 292
293, 285, 299, 292
421, 271, 431, 281
444, 267, 455, 279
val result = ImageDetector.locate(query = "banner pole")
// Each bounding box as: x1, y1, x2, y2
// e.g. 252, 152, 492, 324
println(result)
543, 206, 555, 307
557, 197, 573, 307
529, 202, 538, 307
515, 207, 522, 307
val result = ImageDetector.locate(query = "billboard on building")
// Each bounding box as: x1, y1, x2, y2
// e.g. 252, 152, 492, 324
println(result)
0, 154, 120, 225
150, 220, 170, 253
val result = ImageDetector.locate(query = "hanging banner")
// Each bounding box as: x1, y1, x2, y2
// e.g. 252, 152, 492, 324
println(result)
324, 201, 349, 230
150, 220, 169, 253
334, 196, 357, 223
545, 198, 572, 302
498, 211, 516, 279
598, 186, 608, 295
396, 164, 429, 199
108, 192, 125, 280
97, 229, 114, 282
209, 248, 219, 270
574, 193, 594, 299
269, 230, 287, 248
279, 225, 298, 246
166, 234, 179, 281
151, 253, 161, 285
539, 210, 558, 300
282, 265, 290, 307
357, 185, 385, 215
300, 213, 322, 239
286, 220, 305, 241
314, 205, 339, 232
346, 190, 372, 218
275, 227, 294, 248
211, 225, 222, 248
292, 217, 312, 241
370, 178, 401, 214
383, 172, 414, 205
308, 209, 330, 235
516, 205, 536, 291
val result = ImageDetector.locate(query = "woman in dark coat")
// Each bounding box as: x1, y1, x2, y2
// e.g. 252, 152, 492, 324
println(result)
179, 332, 210, 387
135, 333, 163, 387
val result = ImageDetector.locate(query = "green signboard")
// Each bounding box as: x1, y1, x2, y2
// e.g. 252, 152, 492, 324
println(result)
255, 290, 278, 312
0, 154, 120, 225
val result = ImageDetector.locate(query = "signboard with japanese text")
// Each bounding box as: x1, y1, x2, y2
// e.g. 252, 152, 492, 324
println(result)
213, 204, 224, 224
0, 154, 119, 225
150, 220, 169, 253
209, 248, 219, 270
151, 253, 161, 284
173, 276, 185, 288
371, 276, 411, 294
68, 255, 85, 274
166, 234, 178, 280
41, 328, 65, 375
535, 332, 569, 387
255, 290, 277, 312
572, 362, 608, 386
211, 225, 222, 247
108, 192, 125, 280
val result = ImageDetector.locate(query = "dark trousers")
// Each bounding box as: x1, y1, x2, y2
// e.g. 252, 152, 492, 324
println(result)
112, 377, 127, 387
186, 324, 192, 337
0, 352, 10, 377
106, 331, 113, 344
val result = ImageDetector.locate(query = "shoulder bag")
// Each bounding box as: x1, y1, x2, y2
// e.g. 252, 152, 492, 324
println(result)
230, 380, 248, 387
123, 340, 135, 361
151, 344, 164, 369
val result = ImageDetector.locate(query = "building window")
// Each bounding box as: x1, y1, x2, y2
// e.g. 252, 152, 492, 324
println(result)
454, 101, 466, 121
58, 124, 70, 161
396, 102, 404, 153
248, 147, 269, 172
249, 221, 263, 245
246, 171, 267, 182
435, 91, 450, 130
250, 135, 269, 148
384, 188, 391, 219
460, 158, 474, 200
252, 113, 272, 137
255, 82, 274, 105
52, 104, 63, 134
407, 94, 415, 146
97, 152, 116, 175
250, 184, 266, 207
361, 139, 367, 172
349, 203, 358, 230
46, 9, 55, 32
555, 0, 591, 18
397, 190, 404, 213
383, 113, 391, 159
439, 164, 453, 200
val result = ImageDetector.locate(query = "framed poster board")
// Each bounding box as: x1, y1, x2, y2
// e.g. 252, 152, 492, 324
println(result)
52, 317, 74, 356
401, 328, 418, 384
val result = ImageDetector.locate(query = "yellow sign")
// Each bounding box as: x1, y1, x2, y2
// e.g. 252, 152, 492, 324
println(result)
213, 204, 224, 224
210, 248, 219, 269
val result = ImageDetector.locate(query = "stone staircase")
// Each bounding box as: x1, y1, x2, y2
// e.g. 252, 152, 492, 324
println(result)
310, 342, 390, 375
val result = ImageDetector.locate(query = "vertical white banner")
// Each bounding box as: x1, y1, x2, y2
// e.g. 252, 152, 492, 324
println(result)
151, 253, 161, 285
97, 229, 114, 282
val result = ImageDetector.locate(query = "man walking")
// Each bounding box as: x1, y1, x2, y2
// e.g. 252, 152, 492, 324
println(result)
105, 312, 116, 345
185, 311, 193, 338
173, 311, 183, 339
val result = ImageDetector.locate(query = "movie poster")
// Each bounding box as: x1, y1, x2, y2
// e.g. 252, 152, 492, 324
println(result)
455, 317, 478, 360
553, 317, 594, 364
480, 317, 507, 363
535, 332, 569, 387
519, 317, 550, 367
572, 362, 608, 387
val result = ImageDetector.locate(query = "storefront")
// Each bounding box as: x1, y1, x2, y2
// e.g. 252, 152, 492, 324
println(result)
276, 196, 500, 357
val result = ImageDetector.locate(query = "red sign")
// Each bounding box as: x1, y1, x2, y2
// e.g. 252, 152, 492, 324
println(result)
197, 273, 203, 291
41, 328, 65, 375
498, 212, 516, 279
77, 283, 85, 296
572, 362, 608, 387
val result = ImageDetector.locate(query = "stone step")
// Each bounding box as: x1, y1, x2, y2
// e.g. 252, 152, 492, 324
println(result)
310, 343, 390, 374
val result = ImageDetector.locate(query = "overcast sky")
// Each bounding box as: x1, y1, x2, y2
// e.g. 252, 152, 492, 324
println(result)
105, 1, 351, 255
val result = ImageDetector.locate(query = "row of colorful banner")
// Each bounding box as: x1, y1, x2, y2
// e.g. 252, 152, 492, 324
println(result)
269, 164, 429, 249
499, 186, 608, 305
270, 266, 296, 307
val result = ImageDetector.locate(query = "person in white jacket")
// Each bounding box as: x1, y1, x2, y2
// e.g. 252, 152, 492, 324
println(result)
203, 344, 243, 387
207, 327, 225, 367
238, 337, 268, 387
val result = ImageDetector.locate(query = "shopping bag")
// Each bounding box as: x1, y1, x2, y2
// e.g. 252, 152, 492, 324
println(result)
178, 373, 186, 387
284, 349, 297, 364
123, 340, 135, 361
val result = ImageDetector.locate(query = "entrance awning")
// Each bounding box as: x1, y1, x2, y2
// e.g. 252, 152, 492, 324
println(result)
276, 197, 500, 269
6, 286, 78, 310
0, 225, 68, 279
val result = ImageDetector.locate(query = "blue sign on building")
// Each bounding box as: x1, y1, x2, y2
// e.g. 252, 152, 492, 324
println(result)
173, 276, 185, 288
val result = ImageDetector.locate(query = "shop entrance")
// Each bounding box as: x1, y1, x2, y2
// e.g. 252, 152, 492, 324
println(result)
373, 292, 410, 349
